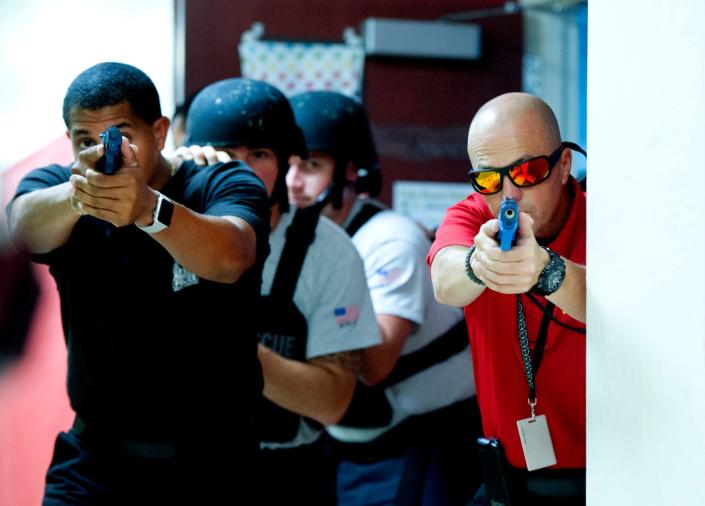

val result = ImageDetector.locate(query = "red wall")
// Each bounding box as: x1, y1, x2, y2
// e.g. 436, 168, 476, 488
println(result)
0, 136, 74, 506
183, 0, 522, 204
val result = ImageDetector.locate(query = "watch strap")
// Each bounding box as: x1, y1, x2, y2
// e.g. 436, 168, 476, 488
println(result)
136, 192, 173, 234
531, 246, 566, 296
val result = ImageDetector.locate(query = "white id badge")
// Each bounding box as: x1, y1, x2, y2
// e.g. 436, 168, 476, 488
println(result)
516, 414, 557, 471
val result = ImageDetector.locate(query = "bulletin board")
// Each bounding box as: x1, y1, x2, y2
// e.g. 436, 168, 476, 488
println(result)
238, 22, 365, 99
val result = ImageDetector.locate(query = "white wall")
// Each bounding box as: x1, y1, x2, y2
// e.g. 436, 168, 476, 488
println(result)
524, 8, 582, 142
0, 0, 174, 173
587, 1, 705, 504
523, 5, 587, 181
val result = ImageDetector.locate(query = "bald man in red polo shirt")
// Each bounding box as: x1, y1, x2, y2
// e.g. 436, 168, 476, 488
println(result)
428, 92, 586, 506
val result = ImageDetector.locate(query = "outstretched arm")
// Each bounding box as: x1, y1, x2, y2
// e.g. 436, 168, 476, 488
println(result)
70, 140, 260, 283
8, 181, 80, 254
431, 213, 585, 322
431, 244, 486, 308
546, 259, 585, 323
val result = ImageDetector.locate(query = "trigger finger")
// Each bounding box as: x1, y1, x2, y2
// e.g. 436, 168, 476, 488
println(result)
77, 144, 103, 166
71, 161, 84, 176
479, 219, 499, 237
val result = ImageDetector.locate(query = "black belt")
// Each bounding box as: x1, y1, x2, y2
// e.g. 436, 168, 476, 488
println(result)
72, 416, 177, 460
332, 398, 481, 464
510, 466, 585, 499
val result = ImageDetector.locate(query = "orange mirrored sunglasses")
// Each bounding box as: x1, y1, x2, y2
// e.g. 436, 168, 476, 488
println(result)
468, 142, 586, 195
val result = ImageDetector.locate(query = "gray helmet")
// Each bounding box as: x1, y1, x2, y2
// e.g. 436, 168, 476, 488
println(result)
290, 91, 381, 203
185, 78, 306, 211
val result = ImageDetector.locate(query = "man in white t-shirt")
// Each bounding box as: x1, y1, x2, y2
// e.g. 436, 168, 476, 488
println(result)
287, 91, 482, 506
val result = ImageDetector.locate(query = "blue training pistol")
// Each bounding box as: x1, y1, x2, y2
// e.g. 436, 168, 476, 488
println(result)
96, 126, 123, 175
497, 196, 518, 251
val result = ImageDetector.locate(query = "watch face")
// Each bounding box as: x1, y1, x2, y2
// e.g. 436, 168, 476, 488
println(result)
157, 197, 174, 227
533, 248, 565, 296
547, 270, 563, 291
136, 193, 172, 234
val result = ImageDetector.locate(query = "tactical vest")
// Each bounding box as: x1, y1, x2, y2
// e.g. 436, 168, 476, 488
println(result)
337, 201, 470, 428
256, 206, 323, 443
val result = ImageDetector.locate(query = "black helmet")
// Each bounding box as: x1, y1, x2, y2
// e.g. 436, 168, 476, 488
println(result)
185, 78, 306, 211
290, 91, 381, 201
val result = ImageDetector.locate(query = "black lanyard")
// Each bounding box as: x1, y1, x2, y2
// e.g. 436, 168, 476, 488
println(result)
516, 294, 555, 415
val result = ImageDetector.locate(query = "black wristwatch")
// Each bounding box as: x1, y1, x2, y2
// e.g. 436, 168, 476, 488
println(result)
136, 191, 174, 234
531, 246, 566, 296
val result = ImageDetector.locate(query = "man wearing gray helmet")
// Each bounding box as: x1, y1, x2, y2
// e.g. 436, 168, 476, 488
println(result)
287, 91, 481, 506
179, 78, 381, 504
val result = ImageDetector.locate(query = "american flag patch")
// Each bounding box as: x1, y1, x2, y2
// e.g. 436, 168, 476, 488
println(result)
334, 305, 360, 326
369, 267, 403, 288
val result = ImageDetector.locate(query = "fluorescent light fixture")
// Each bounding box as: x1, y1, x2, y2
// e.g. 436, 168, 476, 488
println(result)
363, 18, 482, 61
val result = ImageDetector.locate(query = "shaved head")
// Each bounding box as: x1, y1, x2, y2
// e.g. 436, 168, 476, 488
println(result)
465, 92, 574, 240
468, 92, 561, 168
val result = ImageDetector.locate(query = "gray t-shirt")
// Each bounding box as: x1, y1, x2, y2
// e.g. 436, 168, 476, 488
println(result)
261, 211, 381, 449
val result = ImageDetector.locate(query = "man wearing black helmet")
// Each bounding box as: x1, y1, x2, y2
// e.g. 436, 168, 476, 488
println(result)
6, 62, 270, 503
179, 78, 381, 504
287, 91, 481, 506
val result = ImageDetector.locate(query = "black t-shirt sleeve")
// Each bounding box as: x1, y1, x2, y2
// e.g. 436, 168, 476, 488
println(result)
6, 165, 72, 265
6, 164, 71, 217
197, 161, 270, 239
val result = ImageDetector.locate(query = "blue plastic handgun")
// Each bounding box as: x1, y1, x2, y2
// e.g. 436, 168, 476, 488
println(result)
497, 197, 518, 251
96, 126, 123, 175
